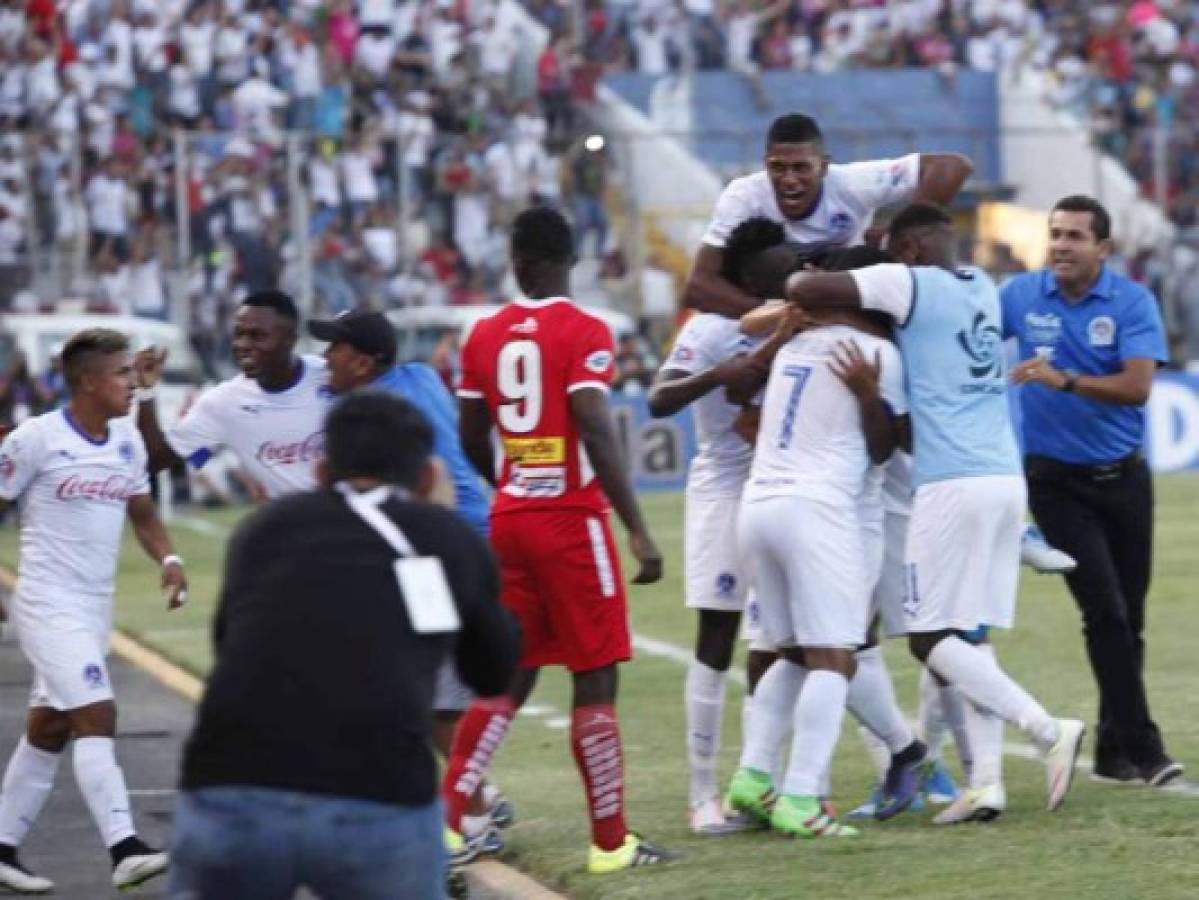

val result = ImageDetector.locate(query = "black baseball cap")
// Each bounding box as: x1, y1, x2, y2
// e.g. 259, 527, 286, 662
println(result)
308, 310, 397, 366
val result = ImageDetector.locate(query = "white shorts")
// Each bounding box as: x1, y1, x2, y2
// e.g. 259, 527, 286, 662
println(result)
869, 510, 910, 639
684, 489, 750, 612
739, 495, 870, 649
903, 475, 1025, 634
14, 607, 113, 711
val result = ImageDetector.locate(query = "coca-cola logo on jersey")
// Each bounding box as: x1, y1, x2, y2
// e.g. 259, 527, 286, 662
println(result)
56, 475, 139, 502
255, 432, 324, 467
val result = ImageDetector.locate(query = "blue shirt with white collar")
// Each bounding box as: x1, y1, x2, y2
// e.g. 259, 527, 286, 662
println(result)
371, 363, 490, 534
1000, 265, 1167, 465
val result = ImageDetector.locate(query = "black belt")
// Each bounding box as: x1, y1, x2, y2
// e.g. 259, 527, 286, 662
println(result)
1025, 450, 1144, 484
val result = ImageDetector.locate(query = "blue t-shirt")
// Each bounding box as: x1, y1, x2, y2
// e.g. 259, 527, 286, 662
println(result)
1001, 266, 1167, 464
858, 263, 1022, 487
372, 364, 490, 534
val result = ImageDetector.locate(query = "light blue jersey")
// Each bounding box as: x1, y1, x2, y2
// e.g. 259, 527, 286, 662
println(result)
855, 263, 1022, 487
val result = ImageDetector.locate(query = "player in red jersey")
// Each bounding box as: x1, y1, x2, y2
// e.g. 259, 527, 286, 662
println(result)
442, 207, 675, 873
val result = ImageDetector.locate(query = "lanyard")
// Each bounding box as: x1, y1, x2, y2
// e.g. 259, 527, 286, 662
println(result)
336, 483, 416, 558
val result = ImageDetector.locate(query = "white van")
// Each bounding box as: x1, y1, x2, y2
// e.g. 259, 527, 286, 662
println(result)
0, 314, 201, 425
386, 304, 636, 363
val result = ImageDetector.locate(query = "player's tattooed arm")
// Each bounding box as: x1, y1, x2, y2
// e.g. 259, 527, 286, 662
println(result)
458, 397, 497, 487
127, 494, 188, 610
571, 388, 663, 585
726, 304, 808, 405
829, 341, 897, 465
133, 348, 185, 475
683, 244, 763, 318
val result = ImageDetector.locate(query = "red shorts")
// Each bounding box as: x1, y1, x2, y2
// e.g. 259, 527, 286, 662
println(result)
490, 508, 631, 673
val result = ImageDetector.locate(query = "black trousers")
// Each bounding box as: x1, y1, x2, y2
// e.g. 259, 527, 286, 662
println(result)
1025, 452, 1164, 767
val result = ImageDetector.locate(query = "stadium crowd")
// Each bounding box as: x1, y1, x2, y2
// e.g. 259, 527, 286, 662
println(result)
0, 0, 619, 374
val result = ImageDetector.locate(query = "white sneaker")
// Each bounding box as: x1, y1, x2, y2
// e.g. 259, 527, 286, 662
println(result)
931, 784, 1006, 825
1045, 718, 1087, 811
112, 849, 169, 891
689, 797, 752, 836
0, 860, 54, 894
1020, 526, 1077, 574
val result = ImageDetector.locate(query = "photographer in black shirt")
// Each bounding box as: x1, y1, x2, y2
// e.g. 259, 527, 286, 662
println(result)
170, 391, 519, 900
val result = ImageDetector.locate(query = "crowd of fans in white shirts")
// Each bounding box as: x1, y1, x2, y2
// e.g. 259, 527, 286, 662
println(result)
0, 0, 614, 378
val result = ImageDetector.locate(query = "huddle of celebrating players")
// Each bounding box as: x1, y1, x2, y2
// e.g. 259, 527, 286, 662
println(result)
657, 114, 1086, 841
0, 108, 1118, 895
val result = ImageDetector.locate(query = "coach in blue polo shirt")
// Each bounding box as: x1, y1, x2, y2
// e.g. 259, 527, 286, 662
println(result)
1001, 195, 1181, 788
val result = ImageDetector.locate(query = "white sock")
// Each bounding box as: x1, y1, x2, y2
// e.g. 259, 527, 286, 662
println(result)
0, 738, 61, 846
740, 693, 753, 750
848, 646, 915, 755
782, 670, 849, 798
965, 645, 1005, 788
685, 659, 729, 805
940, 682, 973, 781
740, 660, 804, 775
927, 638, 1059, 750
917, 666, 947, 759
73, 737, 135, 847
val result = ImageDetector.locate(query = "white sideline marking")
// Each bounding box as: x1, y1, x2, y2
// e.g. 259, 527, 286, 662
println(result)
128, 789, 178, 797
173, 515, 229, 537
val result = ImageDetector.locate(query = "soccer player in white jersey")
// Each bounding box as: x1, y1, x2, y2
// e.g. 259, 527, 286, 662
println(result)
134, 290, 331, 498
726, 277, 907, 839
0, 329, 187, 893
648, 219, 791, 835
784, 204, 1087, 822
682, 112, 973, 318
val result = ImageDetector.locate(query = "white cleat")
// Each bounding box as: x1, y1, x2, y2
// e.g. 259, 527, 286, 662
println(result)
112, 850, 169, 891
1020, 526, 1077, 574
689, 797, 753, 836
0, 861, 54, 894
1045, 718, 1087, 811
931, 784, 1006, 825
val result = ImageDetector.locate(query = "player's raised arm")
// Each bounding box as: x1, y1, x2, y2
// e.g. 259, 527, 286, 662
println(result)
682, 244, 762, 318
133, 348, 185, 475
569, 387, 662, 585
911, 153, 974, 207
126, 494, 188, 610
648, 356, 747, 420
829, 342, 896, 465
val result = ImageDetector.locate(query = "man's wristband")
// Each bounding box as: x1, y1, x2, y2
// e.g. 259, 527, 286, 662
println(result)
135, 386, 158, 403
161, 554, 184, 568
1062, 374, 1077, 393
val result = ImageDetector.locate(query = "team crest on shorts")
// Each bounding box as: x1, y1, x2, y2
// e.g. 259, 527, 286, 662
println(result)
82, 663, 105, 688
715, 572, 737, 600
1087, 315, 1116, 347
118, 441, 135, 464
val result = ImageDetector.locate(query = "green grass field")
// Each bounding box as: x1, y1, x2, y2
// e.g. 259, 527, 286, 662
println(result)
4, 479, 1199, 899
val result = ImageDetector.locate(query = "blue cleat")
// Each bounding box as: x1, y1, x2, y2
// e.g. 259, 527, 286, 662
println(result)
876, 742, 932, 821
924, 760, 960, 805
850, 782, 925, 820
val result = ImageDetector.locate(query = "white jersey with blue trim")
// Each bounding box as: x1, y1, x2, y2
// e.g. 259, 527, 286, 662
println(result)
165, 355, 332, 499
664, 314, 762, 495
853, 263, 1022, 487
0, 410, 150, 611
743, 325, 905, 507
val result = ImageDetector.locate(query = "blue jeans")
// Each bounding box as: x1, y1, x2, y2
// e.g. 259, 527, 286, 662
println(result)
170, 786, 445, 900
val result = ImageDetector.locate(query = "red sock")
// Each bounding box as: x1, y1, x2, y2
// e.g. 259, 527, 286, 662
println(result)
441, 697, 515, 832
570, 704, 628, 852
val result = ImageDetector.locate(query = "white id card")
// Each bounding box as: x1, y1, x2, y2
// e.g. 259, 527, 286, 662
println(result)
395, 556, 461, 634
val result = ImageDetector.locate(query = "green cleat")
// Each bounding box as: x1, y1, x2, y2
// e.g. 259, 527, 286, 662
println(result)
770, 794, 859, 839
725, 768, 778, 826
